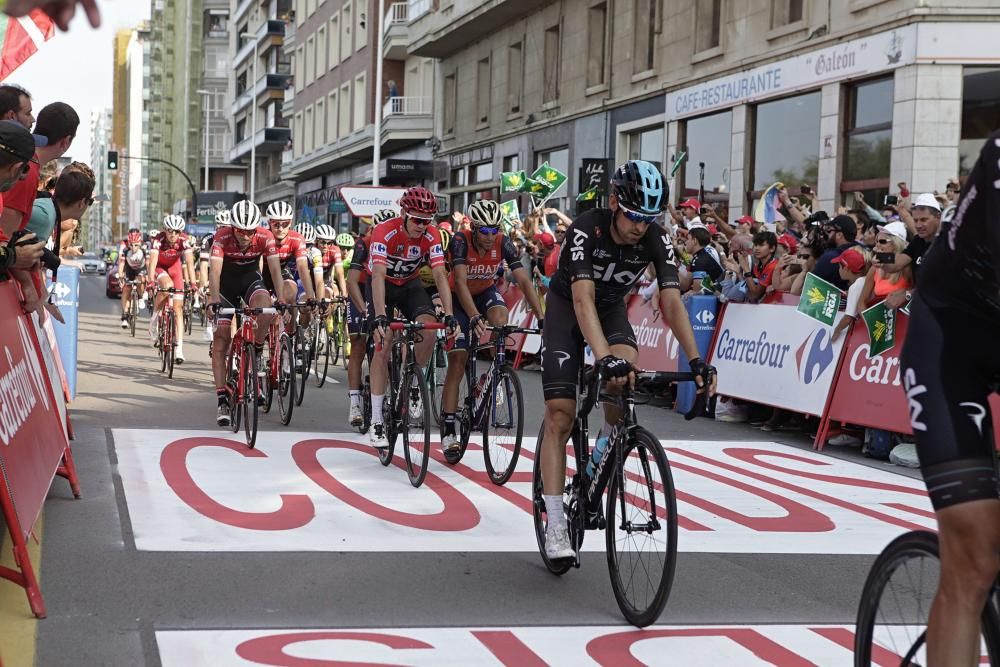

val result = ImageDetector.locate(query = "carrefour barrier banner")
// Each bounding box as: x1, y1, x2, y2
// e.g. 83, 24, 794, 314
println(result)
628, 296, 680, 372
709, 303, 847, 416
676, 295, 718, 413
826, 315, 911, 435
49, 265, 79, 399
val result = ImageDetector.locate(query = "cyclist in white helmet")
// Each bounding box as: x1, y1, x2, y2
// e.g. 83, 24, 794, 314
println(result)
296, 222, 326, 309
199, 209, 233, 327
147, 214, 196, 364
264, 201, 316, 333
314, 224, 348, 301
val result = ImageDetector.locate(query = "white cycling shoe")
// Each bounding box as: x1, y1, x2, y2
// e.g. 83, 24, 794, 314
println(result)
544, 523, 574, 560
349, 403, 363, 427
369, 422, 388, 449
441, 433, 460, 454
408, 389, 423, 422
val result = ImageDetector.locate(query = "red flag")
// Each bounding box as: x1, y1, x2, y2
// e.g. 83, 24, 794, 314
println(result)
0, 10, 55, 81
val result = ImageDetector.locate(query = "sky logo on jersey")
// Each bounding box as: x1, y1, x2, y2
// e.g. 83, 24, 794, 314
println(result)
794, 328, 836, 385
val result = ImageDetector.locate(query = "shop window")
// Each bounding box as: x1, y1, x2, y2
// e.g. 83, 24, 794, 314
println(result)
752, 91, 820, 191
960, 67, 1000, 177
543, 25, 561, 104
842, 77, 893, 195
695, 0, 721, 54
682, 111, 731, 198
587, 3, 607, 88
625, 126, 663, 168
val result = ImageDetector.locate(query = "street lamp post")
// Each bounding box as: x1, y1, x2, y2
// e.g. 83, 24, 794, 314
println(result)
372, 0, 385, 187
239, 32, 259, 203
196, 89, 212, 191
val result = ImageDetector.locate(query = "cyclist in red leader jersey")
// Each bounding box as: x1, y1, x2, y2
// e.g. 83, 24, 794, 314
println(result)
439, 200, 544, 454
147, 214, 196, 365
207, 200, 287, 427
366, 187, 458, 449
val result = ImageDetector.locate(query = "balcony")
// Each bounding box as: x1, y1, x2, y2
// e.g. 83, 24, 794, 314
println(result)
409, 0, 555, 58
383, 3, 408, 60
283, 17, 296, 51
228, 126, 293, 163
282, 82, 295, 118
233, 19, 286, 70
232, 0, 253, 26
231, 73, 292, 117
408, 0, 431, 21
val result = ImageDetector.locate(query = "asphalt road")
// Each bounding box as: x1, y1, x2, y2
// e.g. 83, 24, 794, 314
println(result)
0, 274, 931, 666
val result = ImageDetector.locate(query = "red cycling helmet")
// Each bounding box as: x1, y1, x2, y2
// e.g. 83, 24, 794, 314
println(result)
399, 186, 437, 218
438, 221, 453, 234
127, 231, 143, 244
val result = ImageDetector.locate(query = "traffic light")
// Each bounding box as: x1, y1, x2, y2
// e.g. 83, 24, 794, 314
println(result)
107, 150, 119, 171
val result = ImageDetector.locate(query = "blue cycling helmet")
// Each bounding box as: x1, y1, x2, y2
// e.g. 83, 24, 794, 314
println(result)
611, 160, 668, 214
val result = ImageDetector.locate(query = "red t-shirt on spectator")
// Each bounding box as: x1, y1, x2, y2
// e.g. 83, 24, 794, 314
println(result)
4, 159, 40, 230
751, 254, 778, 288
543, 243, 560, 277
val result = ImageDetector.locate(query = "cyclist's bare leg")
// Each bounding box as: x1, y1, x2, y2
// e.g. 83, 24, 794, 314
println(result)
211, 325, 232, 388
282, 280, 298, 332
121, 283, 131, 316
414, 312, 437, 367
348, 332, 366, 389
370, 331, 391, 395
928, 498, 1000, 667
250, 290, 273, 345
540, 398, 576, 495
600, 343, 638, 427
442, 348, 467, 413
172, 293, 184, 347
154, 273, 172, 315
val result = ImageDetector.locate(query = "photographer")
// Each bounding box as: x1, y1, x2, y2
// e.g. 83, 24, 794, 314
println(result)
0, 122, 44, 279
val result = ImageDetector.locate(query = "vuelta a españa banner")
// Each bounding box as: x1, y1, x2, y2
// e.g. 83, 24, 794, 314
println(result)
709, 303, 847, 416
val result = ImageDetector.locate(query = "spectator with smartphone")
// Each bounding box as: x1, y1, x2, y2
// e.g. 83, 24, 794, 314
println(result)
876, 193, 940, 292
859, 221, 912, 309
813, 214, 860, 290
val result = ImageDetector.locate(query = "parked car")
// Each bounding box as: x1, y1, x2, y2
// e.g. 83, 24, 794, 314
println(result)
79, 253, 105, 275
106, 265, 122, 298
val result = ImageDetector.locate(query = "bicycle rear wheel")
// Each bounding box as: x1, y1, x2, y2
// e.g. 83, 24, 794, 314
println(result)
401, 367, 431, 488
242, 343, 259, 449
313, 325, 329, 387
339, 317, 350, 370
295, 327, 309, 407
165, 314, 176, 379
359, 347, 372, 435
227, 349, 241, 434
482, 365, 523, 485
260, 338, 274, 414
129, 293, 137, 337
531, 422, 573, 575
330, 312, 342, 367
184, 301, 193, 336
605, 427, 678, 627
277, 334, 295, 425
854, 530, 1000, 666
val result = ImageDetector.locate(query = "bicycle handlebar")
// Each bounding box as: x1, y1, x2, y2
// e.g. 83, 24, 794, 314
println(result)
389, 321, 446, 331
583, 366, 712, 421
218, 307, 278, 316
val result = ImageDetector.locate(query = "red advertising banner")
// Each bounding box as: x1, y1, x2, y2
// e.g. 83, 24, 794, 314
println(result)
627, 295, 680, 372
825, 314, 912, 435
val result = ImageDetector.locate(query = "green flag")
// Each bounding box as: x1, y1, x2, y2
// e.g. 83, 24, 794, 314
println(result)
861, 301, 896, 358
576, 186, 600, 202
499, 199, 520, 231
796, 272, 841, 326
524, 177, 554, 202
500, 170, 528, 193
669, 151, 687, 178
530, 162, 568, 195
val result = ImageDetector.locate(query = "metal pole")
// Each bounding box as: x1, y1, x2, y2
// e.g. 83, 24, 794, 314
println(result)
372, 0, 385, 186
250, 41, 258, 202
204, 93, 211, 191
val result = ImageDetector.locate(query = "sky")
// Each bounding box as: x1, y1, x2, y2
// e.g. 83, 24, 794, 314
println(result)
6, 1, 151, 164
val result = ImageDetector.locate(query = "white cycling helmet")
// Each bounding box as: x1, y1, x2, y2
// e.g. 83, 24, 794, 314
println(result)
265, 200, 295, 221
371, 209, 397, 226
295, 223, 316, 244
163, 214, 186, 231
467, 199, 504, 228
315, 224, 337, 241
230, 200, 262, 230
215, 209, 232, 226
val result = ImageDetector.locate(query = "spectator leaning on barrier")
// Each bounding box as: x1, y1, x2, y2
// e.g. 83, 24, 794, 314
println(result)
860, 220, 912, 309
680, 226, 723, 294
831, 247, 872, 342
875, 193, 941, 296
0, 122, 45, 280
813, 214, 859, 290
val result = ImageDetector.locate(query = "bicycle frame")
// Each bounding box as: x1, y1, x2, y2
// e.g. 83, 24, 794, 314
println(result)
465, 323, 537, 428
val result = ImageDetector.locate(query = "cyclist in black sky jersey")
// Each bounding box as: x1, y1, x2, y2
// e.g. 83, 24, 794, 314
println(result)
537, 159, 717, 560
899, 131, 1000, 666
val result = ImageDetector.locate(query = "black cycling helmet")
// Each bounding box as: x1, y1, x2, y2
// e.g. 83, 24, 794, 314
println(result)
611, 159, 668, 214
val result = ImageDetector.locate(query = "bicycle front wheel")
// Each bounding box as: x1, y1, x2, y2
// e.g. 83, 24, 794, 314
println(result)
605, 427, 678, 627
428, 339, 447, 428
165, 314, 176, 379
129, 294, 137, 337
531, 422, 573, 576
227, 350, 241, 434
260, 338, 274, 414
401, 367, 431, 487
313, 325, 328, 387
242, 343, 259, 449
295, 328, 309, 407
482, 365, 523, 485
854, 530, 1000, 666
277, 334, 295, 425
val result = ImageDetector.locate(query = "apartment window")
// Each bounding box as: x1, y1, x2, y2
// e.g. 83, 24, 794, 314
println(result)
507, 42, 523, 115
236, 118, 247, 143
306, 0, 316, 16
304, 105, 314, 154
683, 111, 731, 198
543, 25, 561, 104
341, 3, 352, 61
752, 91, 820, 190
316, 26, 327, 75
339, 82, 351, 136
296, 0, 305, 26
315, 97, 326, 146
842, 77, 893, 198
205, 11, 228, 38
503, 154, 519, 172
587, 3, 607, 88
476, 58, 491, 126
443, 72, 457, 135
293, 112, 302, 157
450, 167, 466, 187
634, 0, 656, 73
355, 7, 367, 50
305, 36, 315, 84
203, 43, 228, 78
353, 73, 366, 131
471, 162, 494, 183
327, 91, 338, 141
329, 14, 340, 69
695, 0, 722, 53
771, 0, 803, 28
961, 67, 1000, 176
294, 46, 304, 92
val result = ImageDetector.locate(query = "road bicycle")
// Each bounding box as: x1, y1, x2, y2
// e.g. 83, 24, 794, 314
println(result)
328, 296, 350, 370
260, 304, 303, 426
122, 279, 142, 337
182, 284, 195, 336
154, 287, 179, 378
219, 304, 277, 449
356, 335, 374, 435
377, 319, 447, 487
532, 363, 710, 627
309, 298, 333, 388
446, 319, 539, 485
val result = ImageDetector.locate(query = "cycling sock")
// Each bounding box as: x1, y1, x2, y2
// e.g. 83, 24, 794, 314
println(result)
371, 394, 384, 423
442, 412, 456, 436
349, 390, 361, 408
544, 495, 566, 528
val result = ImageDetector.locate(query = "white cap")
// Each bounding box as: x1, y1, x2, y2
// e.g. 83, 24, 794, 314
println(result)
912, 193, 942, 211
878, 220, 908, 242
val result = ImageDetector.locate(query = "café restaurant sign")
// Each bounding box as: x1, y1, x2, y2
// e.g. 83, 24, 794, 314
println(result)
666, 25, 915, 120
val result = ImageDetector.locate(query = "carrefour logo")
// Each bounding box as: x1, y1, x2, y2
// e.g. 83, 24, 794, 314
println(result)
794, 328, 836, 385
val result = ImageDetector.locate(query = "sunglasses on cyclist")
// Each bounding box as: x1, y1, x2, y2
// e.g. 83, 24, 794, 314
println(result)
270, 220, 292, 229
407, 214, 433, 226
476, 226, 500, 235
316, 239, 333, 245
618, 205, 661, 225
233, 227, 255, 237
